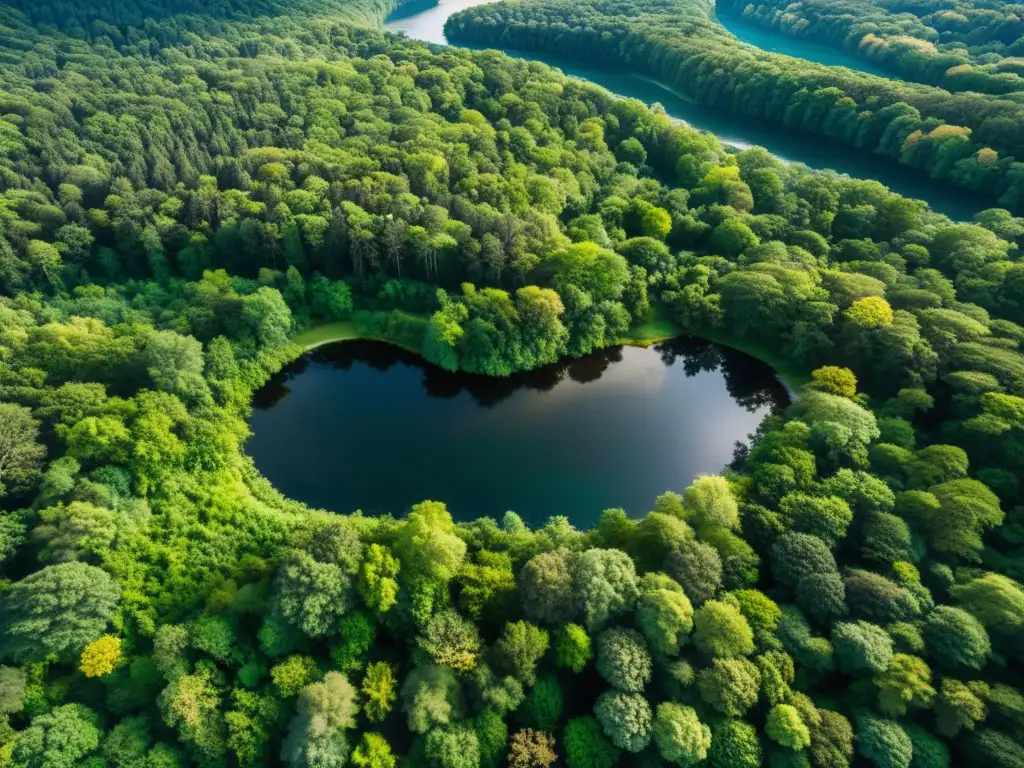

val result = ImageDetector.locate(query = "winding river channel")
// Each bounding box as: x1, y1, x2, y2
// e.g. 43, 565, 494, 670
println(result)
384, 0, 989, 221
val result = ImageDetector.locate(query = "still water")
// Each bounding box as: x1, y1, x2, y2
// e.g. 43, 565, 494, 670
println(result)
384, 0, 988, 221
247, 338, 788, 526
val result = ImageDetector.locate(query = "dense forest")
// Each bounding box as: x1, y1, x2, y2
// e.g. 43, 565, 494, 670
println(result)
0, 0, 1021, 767
719, 0, 1024, 94
444, 0, 1024, 212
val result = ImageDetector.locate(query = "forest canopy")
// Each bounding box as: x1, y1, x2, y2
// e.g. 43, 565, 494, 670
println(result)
0, 0, 1020, 767
445, 0, 1024, 211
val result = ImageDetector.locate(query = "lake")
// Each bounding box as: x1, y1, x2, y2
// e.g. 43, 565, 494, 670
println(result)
384, 0, 989, 221
247, 338, 789, 526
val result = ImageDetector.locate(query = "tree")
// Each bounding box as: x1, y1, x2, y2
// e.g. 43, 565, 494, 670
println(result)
778, 493, 853, 546
273, 551, 351, 638
496, 621, 549, 686
13, 704, 102, 767
809, 366, 858, 398
697, 658, 761, 716
507, 729, 556, 768
361, 662, 397, 723
683, 475, 739, 532
424, 724, 480, 768
949, 573, 1024, 649
855, 712, 912, 768
554, 624, 592, 673
874, 654, 935, 717
708, 719, 761, 768
693, 600, 754, 658
571, 549, 639, 631
524, 676, 563, 731
810, 710, 854, 768
594, 691, 652, 753
0, 666, 25, 715
844, 569, 919, 623
358, 544, 400, 616
923, 606, 991, 671
771, 533, 838, 589
0, 402, 45, 496
652, 703, 711, 766
832, 621, 893, 674
935, 678, 987, 737
159, 668, 226, 760
542, 242, 629, 303
664, 538, 723, 605
395, 501, 467, 584
0, 562, 119, 662
519, 548, 575, 625
564, 716, 619, 768
766, 704, 811, 750
401, 665, 463, 734
332, 611, 376, 672
418, 609, 482, 672
636, 585, 693, 657
281, 673, 358, 768
596, 628, 652, 693
80, 635, 122, 678
476, 709, 509, 768
351, 733, 395, 768
711, 218, 759, 257
271, 656, 319, 698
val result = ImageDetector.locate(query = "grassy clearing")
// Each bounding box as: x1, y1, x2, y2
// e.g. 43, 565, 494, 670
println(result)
292, 321, 361, 350
697, 327, 812, 394
617, 311, 681, 346
620, 307, 810, 395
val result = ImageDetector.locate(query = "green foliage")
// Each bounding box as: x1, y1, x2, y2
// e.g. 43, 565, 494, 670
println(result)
637, 584, 693, 656
708, 719, 762, 768
13, 704, 102, 768
496, 621, 550, 686
352, 733, 395, 768
361, 663, 397, 724
0, 3, 1020, 764
401, 665, 464, 735
594, 691, 652, 753
923, 606, 991, 671
595, 628, 652, 692
554, 624, 592, 673
0, 563, 120, 663
571, 548, 639, 631
697, 657, 761, 716
765, 704, 811, 750
855, 712, 912, 768
564, 716, 619, 768
693, 600, 755, 658
523, 676, 563, 731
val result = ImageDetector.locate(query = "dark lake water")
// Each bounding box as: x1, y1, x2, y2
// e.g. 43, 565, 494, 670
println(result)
247, 338, 788, 526
384, 1, 989, 221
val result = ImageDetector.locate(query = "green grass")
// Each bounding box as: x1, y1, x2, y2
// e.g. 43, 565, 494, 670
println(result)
619, 306, 810, 395
292, 321, 361, 350
617, 311, 681, 347
697, 327, 812, 394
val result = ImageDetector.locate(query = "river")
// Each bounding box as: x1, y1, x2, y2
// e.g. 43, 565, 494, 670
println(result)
384, 0, 989, 221
247, 338, 788, 524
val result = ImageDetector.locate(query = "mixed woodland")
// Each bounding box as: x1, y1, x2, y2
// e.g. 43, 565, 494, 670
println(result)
719, 0, 1024, 94
0, 0, 1019, 767
444, 0, 1024, 211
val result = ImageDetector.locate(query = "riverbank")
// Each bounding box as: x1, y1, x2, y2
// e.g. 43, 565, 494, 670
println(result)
293, 309, 810, 395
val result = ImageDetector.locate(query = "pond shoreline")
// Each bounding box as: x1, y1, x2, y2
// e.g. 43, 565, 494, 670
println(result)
291, 313, 808, 396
